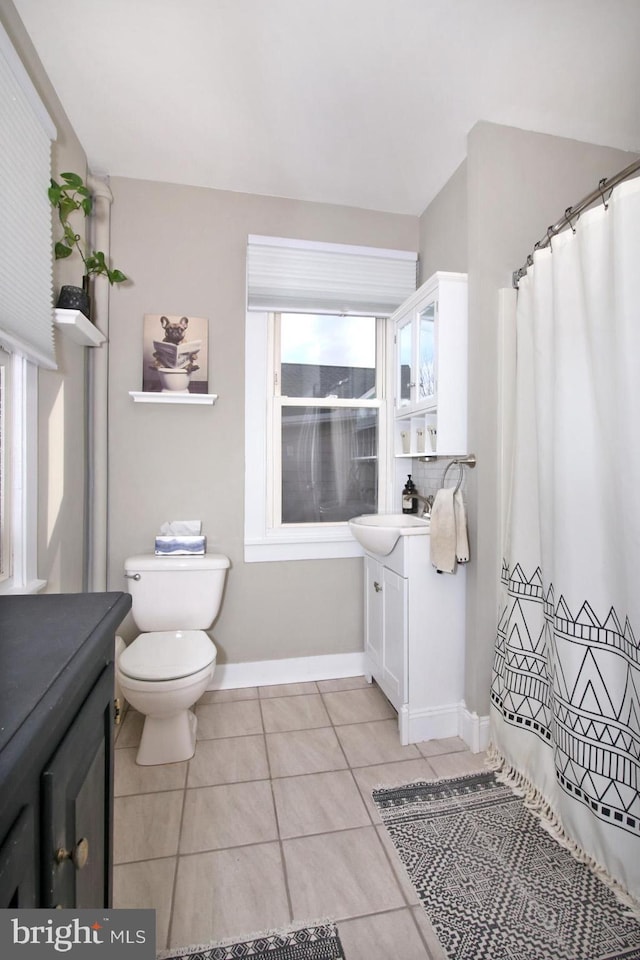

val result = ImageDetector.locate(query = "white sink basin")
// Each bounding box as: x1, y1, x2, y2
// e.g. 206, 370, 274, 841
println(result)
348, 513, 430, 556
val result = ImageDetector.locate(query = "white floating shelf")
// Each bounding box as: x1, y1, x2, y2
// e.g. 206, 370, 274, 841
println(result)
54, 308, 106, 347
129, 391, 218, 405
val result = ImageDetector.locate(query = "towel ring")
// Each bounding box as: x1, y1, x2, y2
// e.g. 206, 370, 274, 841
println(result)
441, 460, 465, 495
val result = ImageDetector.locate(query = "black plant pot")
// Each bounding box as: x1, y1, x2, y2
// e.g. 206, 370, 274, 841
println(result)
56, 282, 91, 319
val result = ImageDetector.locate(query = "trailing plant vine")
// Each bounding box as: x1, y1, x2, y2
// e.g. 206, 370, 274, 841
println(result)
48, 171, 127, 284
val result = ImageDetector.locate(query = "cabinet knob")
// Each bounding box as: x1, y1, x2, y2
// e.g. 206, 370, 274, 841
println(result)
373, 581, 382, 593
55, 838, 89, 870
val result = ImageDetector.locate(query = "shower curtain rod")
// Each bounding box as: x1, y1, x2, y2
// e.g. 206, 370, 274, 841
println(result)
512, 157, 640, 288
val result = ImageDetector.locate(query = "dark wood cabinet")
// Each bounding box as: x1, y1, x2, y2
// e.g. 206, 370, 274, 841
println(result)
0, 592, 131, 908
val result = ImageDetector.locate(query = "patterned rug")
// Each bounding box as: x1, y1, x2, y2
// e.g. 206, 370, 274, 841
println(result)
373, 771, 640, 960
157, 922, 344, 960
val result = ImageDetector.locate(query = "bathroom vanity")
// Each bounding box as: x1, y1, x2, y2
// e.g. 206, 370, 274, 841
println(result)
361, 530, 466, 745
0, 591, 131, 908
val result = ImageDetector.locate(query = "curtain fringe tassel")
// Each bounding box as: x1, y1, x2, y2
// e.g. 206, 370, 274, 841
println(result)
486, 743, 640, 919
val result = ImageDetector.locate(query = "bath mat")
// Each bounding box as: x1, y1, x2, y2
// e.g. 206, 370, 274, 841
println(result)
373, 771, 640, 960
157, 922, 345, 959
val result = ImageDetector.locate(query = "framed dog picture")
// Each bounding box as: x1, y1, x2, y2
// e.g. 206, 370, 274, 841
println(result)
142, 314, 209, 394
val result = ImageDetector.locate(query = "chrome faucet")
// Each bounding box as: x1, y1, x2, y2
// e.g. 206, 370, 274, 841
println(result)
415, 493, 434, 518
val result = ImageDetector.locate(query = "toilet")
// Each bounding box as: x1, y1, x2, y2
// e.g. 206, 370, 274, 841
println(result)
117, 553, 230, 765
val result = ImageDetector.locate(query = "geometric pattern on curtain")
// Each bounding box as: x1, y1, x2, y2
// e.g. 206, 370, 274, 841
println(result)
490, 175, 640, 901
492, 561, 640, 838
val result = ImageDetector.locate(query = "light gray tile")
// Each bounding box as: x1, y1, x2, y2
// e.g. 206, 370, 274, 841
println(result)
427, 750, 488, 780
339, 909, 433, 960
258, 681, 319, 698
114, 747, 188, 796
170, 844, 290, 946
317, 676, 370, 693
198, 686, 259, 704
266, 727, 348, 778
112, 857, 176, 950
261, 693, 330, 733
187, 734, 269, 787
195, 698, 263, 740
273, 770, 370, 838
180, 780, 278, 853
115, 710, 144, 748
284, 826, 405, 921
415, 736, 468, 758
335, 719, 421, 767
352, 758, 435, 824
322, 686, 396, 725
114, 791, 183, 864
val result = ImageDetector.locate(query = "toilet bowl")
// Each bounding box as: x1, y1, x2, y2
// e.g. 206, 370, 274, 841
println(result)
118, 553, 229, 765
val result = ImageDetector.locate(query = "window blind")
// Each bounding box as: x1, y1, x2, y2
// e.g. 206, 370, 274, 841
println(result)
0, 23, 57, 369
247, 235, 417, 317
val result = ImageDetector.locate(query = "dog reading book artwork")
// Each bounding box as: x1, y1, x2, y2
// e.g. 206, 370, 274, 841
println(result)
142, 314, 209, 394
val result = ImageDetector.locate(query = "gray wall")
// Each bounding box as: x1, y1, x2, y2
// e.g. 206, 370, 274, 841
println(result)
1, 0, 88, 593
418, 160, 468, 282
107, 177, 417, 659
419, 120, 638, 718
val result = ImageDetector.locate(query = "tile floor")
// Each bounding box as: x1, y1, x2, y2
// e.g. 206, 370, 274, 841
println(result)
113, 676, 487, 959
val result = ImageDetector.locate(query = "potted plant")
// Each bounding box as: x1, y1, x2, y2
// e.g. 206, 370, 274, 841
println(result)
49, 171, 127, 319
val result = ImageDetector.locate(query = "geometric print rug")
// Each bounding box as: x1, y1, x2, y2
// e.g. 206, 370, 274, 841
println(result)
156, 922, 344, 959
373, 772, 640, 960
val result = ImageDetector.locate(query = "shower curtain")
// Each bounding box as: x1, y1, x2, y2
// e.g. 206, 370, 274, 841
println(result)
490, 177, 640, 900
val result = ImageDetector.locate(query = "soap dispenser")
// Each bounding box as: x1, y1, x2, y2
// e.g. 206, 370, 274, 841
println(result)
402, 475, 418, 514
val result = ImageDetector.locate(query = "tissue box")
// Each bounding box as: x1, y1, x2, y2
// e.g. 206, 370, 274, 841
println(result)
155, 535, 206, 556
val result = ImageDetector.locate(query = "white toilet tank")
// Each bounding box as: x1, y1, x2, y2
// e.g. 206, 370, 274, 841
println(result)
124, 554, 230, 632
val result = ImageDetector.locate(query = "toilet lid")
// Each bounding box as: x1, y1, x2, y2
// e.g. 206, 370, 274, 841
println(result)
118, 630, 216, 681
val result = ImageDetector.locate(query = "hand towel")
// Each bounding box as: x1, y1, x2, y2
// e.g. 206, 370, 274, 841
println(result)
429, 487, 457, 573
454, 489, 470, 563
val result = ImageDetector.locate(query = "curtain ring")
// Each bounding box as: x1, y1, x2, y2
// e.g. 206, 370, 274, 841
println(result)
565, 206, 577, 233
598, 178, 610, 211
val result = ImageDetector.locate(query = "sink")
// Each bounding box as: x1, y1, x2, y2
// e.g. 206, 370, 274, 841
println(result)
348, 513, 430, 556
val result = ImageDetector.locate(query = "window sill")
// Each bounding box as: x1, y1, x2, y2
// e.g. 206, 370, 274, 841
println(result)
244, 533, 365, 563
0, 578, 47, 595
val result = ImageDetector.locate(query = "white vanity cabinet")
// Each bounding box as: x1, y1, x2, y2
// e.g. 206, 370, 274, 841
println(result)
392, 271, 467, 457
363, 532, 466, 745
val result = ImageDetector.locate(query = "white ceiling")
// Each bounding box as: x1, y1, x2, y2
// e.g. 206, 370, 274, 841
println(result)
13, 0, 640, 215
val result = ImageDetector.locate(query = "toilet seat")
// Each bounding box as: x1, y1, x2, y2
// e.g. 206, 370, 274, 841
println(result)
118, 630, 216, 682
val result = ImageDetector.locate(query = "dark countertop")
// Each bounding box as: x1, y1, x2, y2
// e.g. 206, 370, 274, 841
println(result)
0, 592, 131, 755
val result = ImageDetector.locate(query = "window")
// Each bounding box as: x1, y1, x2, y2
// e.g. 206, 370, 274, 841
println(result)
273, 313, 382, 526
0, 23, 55, 593
244, 235, 417, 562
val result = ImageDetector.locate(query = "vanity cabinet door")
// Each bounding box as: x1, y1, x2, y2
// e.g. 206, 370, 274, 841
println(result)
364, 555, 384, 672
0, 807, 37, 907
41, 665, 114, 909
364, 556, 408, 711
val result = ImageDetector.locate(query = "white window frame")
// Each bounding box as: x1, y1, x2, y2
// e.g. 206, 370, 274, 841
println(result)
0, 353, 45, 594
245, 311, 394, 562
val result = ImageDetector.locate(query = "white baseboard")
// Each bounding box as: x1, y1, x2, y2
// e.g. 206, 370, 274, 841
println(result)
404, 702, 462, 745
401, 700, 490, 753
459, 704, 491, 753
209, 651, 367, 690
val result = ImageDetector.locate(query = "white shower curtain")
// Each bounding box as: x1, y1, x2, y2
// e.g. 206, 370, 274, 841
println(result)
491, 177, 640, 900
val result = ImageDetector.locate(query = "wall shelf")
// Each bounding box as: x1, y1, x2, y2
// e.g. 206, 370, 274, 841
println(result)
54, 308, 106, 347
128, 391, 218, 405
